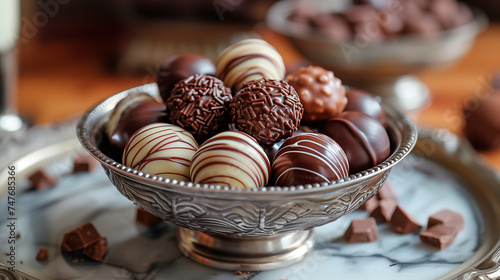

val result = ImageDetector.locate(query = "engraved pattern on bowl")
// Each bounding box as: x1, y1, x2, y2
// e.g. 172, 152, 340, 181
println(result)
77, 83, 417, 238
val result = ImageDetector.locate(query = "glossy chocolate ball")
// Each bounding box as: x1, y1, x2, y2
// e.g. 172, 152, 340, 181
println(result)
463, 90, 500, 150
157, 53, 215, 103
344, 88, 386, 126
167, 74, 232, 144
272, 133, 349, 186
229, 78, 304, 146
321, 111, 390, 174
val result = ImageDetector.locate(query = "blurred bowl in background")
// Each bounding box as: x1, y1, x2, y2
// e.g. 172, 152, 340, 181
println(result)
267, 0, 487, 111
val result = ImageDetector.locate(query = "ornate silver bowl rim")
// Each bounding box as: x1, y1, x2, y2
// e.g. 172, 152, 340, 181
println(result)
76, 83, 418, 197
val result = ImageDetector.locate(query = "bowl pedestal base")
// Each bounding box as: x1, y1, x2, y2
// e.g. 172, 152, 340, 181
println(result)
177, 227, 315, 271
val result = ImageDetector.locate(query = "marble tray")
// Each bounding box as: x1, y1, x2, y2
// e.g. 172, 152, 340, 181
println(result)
1, 120, 500, 280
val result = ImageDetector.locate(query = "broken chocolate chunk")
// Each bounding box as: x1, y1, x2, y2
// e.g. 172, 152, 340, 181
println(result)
420, 224, 459, 250
73, 154, 99, 173
36, 248, 49, 261
376, 181, 397, 201
359, 196, 379, 212
28, 169, 58, 191
344, 217, 379, 243
83, 237, 108, 261
61, 223, 102, 252
370, 199, 397, 223
389, 206, 422, 234
428, 209, 464, 230
136, 208, 163, 226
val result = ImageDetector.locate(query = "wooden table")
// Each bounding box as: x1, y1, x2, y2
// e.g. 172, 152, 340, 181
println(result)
16, 23, 500, 170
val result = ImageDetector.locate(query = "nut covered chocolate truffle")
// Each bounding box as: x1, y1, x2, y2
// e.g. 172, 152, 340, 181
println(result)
286, 66, 347, 122
321, 111, 390, 174
190, 131, 270, 189
229, 79, 304, 146
123, 123, 199, 181
216, 38, 286, 91
157, 53, 216, 103
167, 74, 232, 143
272, 133, 349, 186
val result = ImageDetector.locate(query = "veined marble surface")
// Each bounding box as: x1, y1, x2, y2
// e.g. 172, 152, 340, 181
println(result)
0, 153, 482, 280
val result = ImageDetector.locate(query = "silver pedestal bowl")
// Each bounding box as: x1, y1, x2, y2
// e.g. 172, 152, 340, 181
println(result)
77, 83, 417, 271
267, 0, 487, 112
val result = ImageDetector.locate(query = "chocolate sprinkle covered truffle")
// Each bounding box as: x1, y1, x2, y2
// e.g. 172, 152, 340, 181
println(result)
321, 111, 390, 174
167, 74, 232, 143
272, 133, 349, 186
286, 66, 347, 122
157, 53, 215, 103
229, 78, 304, 146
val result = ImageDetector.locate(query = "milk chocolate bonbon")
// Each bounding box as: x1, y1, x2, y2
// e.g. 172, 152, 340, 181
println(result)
272, 133, 349, 186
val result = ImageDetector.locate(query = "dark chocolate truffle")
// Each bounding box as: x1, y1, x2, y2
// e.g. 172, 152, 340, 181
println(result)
107, 92, 168, 150
344, 88, 386, 126
271, 133, 349, 186
286, 66, 347, 122
157, 53, 216, 102
321, 111, 390, 174
463, 90, 500, 150
229, 79, 304, 146
167, 74, 232, 143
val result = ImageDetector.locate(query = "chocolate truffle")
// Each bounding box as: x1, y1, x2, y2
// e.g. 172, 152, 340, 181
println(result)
321, 111, 390, 174
216, 38, 286, 91
286, 66, 347, 122
344, 88, 386, 126
157, 53, 215, 102
190, 131, 270, 189
167, 74, 232, 143
229, 79, 303, 146
272, 133, 349, 186
463, 91, 500, 150
123, 123, 199, 182
106, 92, 169, 150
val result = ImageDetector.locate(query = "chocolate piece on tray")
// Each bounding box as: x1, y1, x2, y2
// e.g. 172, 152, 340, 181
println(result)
216, 38, 286, 92
136, 208, 163, 226
344, 217, 379, 243
389, 206, 422, 234
370, 199, 397, 223
123, 123, 198, 182
73, 154, 99, 173
271, 133, 349, 186
419, 224, 458, 250
28, 169, 58, 191
344, 88, 386, 127
36, 248, 49, 261
167, 74, 233, 143
83, 237, 108, 261
61, 223, 102, 252
286, 66, 347, 122
157, 53, 216, 102
321, 111, 390, 175
359, 196, 379, 212
190, 131, 270, 189
229, 78, 303, 146
427, 209, 464, 230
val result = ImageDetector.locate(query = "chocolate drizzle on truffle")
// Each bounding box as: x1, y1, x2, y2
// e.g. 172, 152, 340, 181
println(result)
167, 74, 232, 143
229, 79, 304, 146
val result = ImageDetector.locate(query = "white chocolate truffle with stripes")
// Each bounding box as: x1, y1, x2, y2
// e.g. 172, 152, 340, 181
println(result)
272, 133, 349, 186
190, 131, 270, 189
216, 38, 286, 91
123, 123, 199, 181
